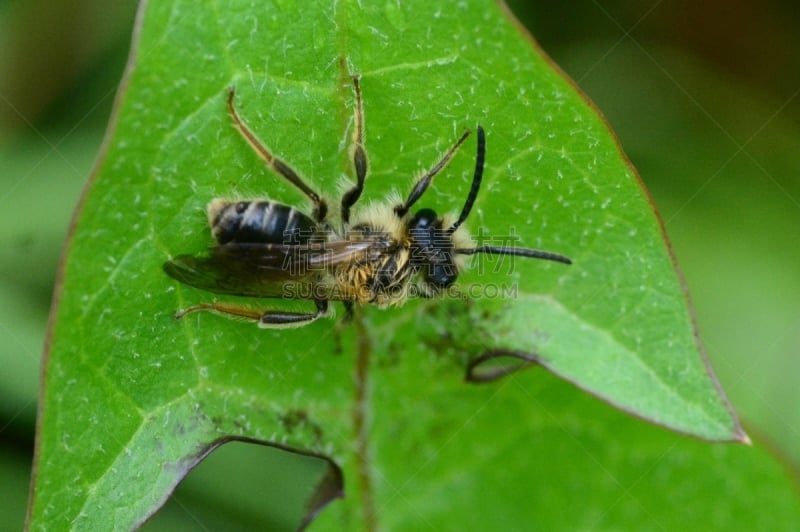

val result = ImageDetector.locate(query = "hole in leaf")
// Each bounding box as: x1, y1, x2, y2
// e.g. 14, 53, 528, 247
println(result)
465, 350, 543, 383
141, 439, 339, 530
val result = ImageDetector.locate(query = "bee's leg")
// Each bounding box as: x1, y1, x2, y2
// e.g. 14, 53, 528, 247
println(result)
175, 299, 329, 328
341, 75, 367, 224
226, 87, 328, 223
175, 302, 260, 321
258, 299, 329, 328
341, 301, 355, 323
393, 129, 471, 217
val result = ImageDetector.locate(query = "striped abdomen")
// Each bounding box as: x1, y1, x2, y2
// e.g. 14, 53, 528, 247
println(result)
207, 199, 316, 244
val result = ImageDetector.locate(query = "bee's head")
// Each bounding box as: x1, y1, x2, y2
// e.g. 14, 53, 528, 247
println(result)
408, 207, 459, 289
396, 126, 486, 292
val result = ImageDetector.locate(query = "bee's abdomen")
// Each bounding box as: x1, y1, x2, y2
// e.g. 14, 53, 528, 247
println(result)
208, 199, 316, 244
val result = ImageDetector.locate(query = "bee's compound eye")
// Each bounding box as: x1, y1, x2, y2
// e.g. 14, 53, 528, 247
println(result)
235, 202, 248, 213
411, 208, 438, 229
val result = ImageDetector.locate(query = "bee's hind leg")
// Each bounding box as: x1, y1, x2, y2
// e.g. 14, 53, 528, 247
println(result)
259, 299, 329, 328
175, 300, 329, 329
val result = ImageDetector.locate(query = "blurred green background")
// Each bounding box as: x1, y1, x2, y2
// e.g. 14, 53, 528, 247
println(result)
2, 0, 798, 529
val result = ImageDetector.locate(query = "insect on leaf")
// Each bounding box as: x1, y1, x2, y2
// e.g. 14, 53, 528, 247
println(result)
28, 0, 745, 529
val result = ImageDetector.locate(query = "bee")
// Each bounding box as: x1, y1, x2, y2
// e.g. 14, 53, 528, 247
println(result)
163, 76, 571, 328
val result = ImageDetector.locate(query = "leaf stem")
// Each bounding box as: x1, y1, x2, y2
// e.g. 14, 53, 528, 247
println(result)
353, 310, 377, 530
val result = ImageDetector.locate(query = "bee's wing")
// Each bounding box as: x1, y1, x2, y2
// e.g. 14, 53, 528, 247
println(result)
163, 239, 390, 300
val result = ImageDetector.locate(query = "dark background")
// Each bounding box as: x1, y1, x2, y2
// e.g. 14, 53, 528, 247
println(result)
2, 0, 798, 528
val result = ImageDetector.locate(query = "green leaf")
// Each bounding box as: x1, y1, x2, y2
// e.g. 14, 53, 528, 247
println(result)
145, 370, 800, 530
29, 0, 749, 529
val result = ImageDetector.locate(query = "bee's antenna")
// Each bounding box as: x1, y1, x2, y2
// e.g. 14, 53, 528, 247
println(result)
450, 126, 572, 266
448, 125, 485, 234
395, 129, 471, 217
455, 246, 572, 265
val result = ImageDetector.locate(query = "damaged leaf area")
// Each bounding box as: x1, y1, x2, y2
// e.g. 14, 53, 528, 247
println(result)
28, 0, 752, 529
